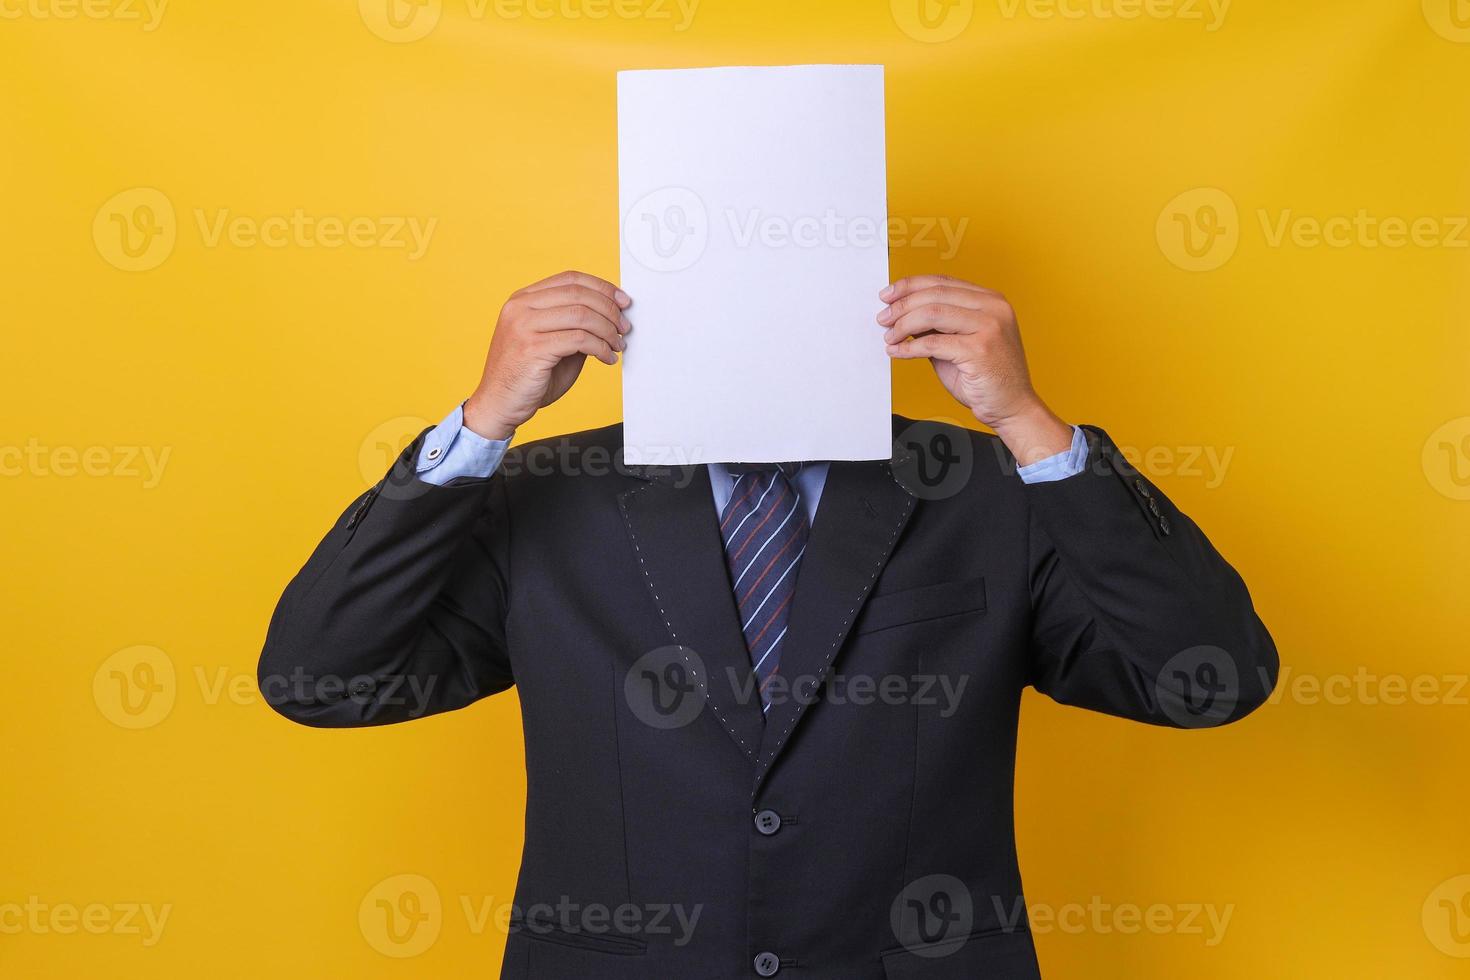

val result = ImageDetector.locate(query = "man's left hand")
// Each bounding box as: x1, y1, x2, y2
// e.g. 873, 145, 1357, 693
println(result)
879, 274, 1075, 466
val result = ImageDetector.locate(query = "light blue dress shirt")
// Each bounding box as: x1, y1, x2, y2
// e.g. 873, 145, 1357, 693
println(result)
415, 404, 1088, 506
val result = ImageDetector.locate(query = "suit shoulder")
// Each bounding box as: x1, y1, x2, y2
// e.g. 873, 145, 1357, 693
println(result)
498, 422, 627, 485
510, 422, 623, 454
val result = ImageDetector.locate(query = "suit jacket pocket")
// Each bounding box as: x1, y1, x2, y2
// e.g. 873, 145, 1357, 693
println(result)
880, 926, 1039, 980
510, 921, 647, 956
507, 925, 651, 980
854, 577, 987, 636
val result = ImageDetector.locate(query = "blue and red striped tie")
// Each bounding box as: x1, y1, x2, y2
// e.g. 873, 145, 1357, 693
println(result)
718, 463, 809, 714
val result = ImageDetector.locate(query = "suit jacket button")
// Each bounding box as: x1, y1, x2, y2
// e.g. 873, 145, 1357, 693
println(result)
1134, 478, 1151, 498
754, 809, 782, 836
753, 951, 780, 976
1148, 497, 1162, 517
1160, 516, 1172, 536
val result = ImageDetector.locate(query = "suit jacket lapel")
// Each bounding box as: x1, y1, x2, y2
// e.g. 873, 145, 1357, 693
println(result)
754, 456, 916, 786
618, 465, 767, 763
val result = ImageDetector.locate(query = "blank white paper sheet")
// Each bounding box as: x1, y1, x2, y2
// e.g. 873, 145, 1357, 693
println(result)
618, 64, 892, 465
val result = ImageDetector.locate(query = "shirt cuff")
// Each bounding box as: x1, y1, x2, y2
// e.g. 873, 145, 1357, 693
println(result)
415, 403, 512, 485
1015, 425, 1088, 485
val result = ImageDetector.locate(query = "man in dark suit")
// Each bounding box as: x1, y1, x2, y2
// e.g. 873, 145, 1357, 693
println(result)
259, 269, 1277, 979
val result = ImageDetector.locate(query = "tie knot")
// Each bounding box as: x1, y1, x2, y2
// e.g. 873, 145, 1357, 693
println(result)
725, 461, 806, 479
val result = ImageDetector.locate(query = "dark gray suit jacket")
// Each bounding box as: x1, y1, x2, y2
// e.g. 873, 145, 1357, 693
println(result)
259, 418, 1277, 979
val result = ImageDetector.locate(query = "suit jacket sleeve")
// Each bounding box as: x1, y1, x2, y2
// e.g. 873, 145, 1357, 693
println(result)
257, 430, 514, 727
1025, 425, 1279, 727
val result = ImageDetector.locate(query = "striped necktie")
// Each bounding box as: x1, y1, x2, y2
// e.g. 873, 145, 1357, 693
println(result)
718, 462, 810, 714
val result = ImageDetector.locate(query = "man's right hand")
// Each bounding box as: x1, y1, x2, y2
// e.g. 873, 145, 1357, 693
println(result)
463, 270, 632, 440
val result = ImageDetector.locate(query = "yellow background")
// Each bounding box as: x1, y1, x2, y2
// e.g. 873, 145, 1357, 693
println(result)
3, 0, 1468, 975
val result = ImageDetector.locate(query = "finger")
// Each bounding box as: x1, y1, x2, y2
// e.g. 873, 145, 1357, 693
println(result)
538, 328, 618, 366
886, 333, 971, 362
878, 285, 1001, 327
524, 305, 624, 351
519, 270, 631, 309
516, 284, 632, 334
883, 304, 992, 344
880, 274, 995, 304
